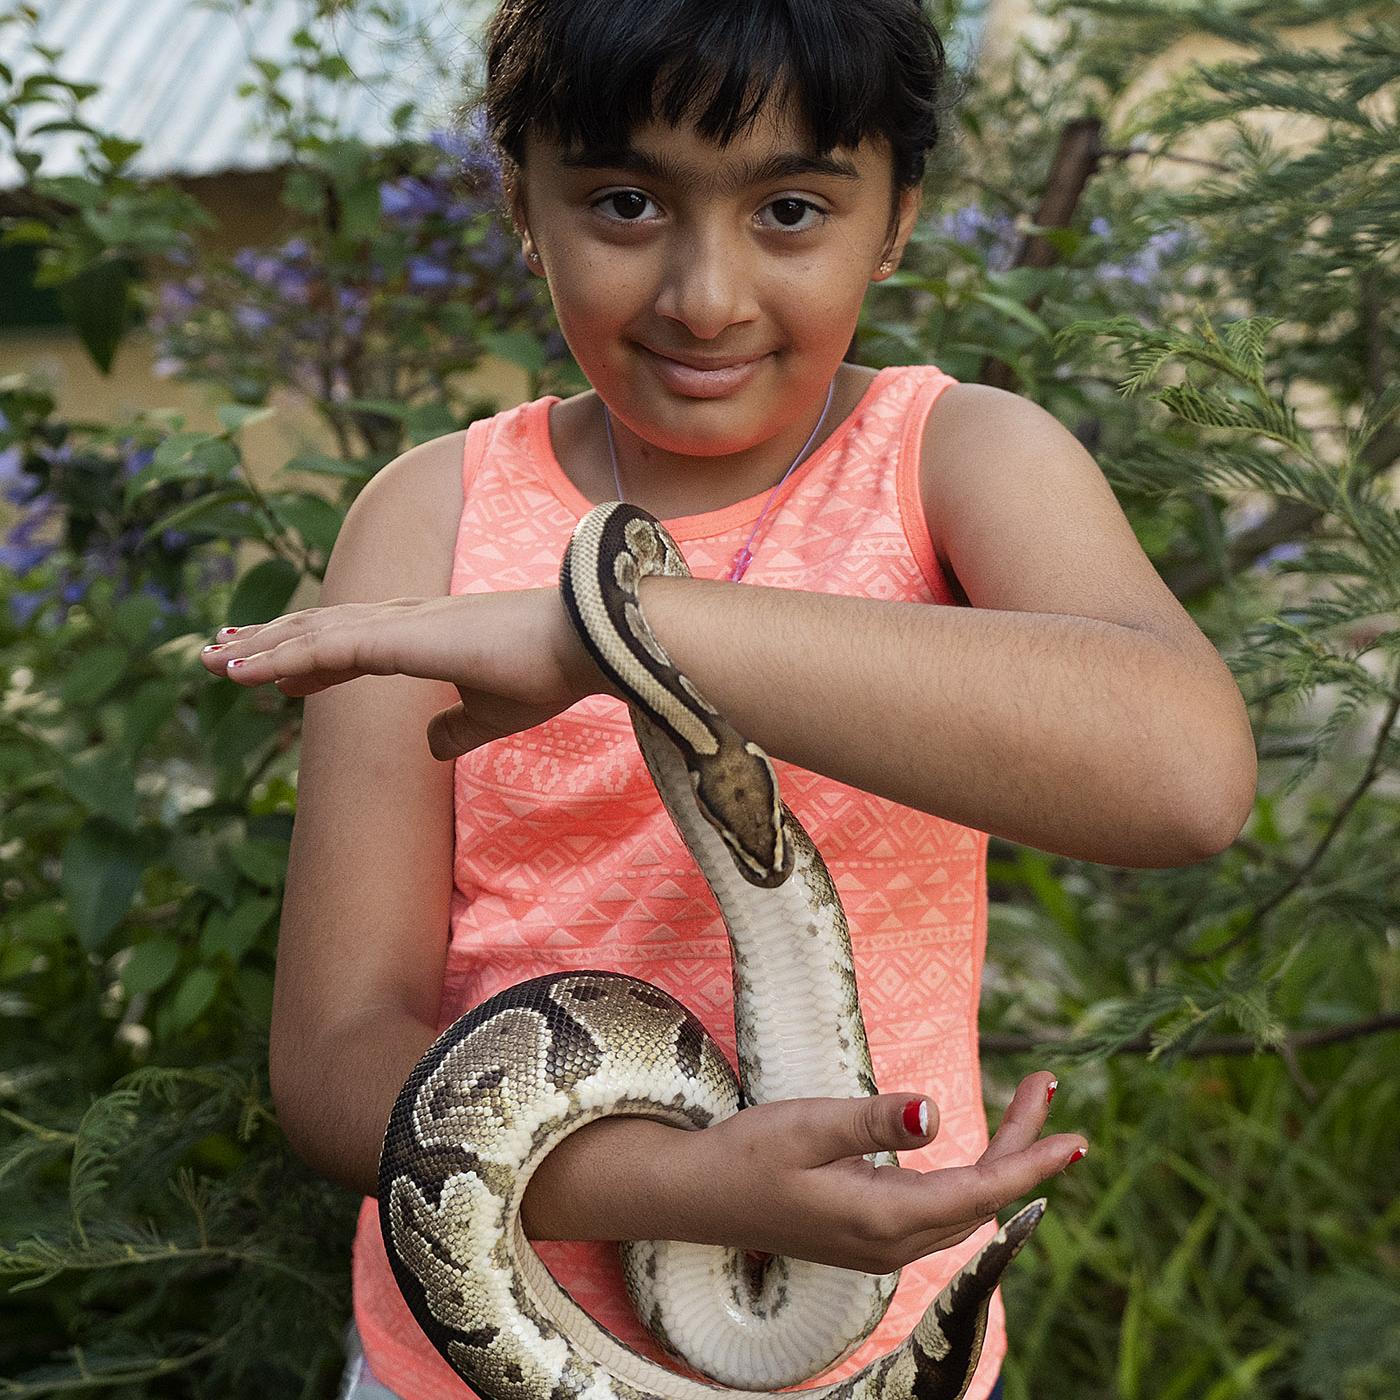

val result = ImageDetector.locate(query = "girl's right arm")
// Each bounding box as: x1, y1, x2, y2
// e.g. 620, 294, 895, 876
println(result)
261, 431, 681, 1206
264, 431, 464, 1196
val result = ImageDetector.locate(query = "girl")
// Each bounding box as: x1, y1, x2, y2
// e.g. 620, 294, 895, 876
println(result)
200, 2, 1256, 1397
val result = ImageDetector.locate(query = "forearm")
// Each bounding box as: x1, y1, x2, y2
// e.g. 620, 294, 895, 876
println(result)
623, 578, 1256, 868
521, 1116, 697, 1242
273, 1003, 696, 1238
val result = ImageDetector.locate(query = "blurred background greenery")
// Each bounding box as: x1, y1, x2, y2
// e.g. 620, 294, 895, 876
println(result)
0, 0, 1396, 1395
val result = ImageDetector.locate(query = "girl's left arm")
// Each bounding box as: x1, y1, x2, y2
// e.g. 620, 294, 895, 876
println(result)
209, 385, 1256, 870
625, 383, 1257, 869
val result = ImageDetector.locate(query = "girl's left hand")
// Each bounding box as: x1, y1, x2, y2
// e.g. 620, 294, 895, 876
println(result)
199, 587, 615, 761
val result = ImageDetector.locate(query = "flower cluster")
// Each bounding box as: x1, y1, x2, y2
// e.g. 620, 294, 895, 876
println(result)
145, 115, 564, 406
0, 407, 233, 628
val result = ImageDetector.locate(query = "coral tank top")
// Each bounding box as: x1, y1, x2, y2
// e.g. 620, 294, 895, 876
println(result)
352, 363, 1006, 1399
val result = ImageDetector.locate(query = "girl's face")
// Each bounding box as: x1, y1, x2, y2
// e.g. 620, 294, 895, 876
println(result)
512, 97, 920, 464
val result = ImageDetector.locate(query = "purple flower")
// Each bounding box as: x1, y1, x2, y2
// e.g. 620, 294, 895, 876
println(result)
380, 176, 444, 222
234, 305, 276, 333
158, 280, 201, 316
937, 204, 1018, 271
1089, 216, 1111, 238
0, 442, 22, 495
124, 446, 156, 477
406, 254, 452, 290
1254, 542, 1306, 571
430, 112, 503, 196
0, 541, 54, 573
273, 265, 313, 305
1098, 226, 1192, 287
8, 590, 48, 626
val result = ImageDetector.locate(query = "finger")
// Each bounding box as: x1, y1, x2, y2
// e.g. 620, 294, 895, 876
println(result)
898, 1133, 1088, 1233
220, 625, 392, 688
979, 1072, 1060, 1166
427, 702, 495, 761
796, 1092, 941, 1166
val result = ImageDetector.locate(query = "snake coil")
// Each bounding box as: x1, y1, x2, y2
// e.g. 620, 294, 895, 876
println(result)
379, 502, 1044, 1400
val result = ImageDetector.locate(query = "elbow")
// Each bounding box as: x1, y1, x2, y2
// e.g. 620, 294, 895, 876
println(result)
1170, 705, 1259, 863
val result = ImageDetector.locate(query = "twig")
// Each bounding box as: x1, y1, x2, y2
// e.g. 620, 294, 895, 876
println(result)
1183, 665, 1400, 963
979, 116, 1104, 391
980, 1011, 1400, 1058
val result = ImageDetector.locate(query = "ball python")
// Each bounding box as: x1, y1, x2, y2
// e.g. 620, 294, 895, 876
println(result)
379, 501, 1045, 1400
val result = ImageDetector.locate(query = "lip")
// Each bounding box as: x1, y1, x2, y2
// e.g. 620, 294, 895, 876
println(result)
641, 345, 772, 398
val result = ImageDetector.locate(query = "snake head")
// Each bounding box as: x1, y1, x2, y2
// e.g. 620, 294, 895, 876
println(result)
691, 735, 793, 888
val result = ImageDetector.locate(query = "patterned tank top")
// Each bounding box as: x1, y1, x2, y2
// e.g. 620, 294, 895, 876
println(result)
351, 363, 1007, 1399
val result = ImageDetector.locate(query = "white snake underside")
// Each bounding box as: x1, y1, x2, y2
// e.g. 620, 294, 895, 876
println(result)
379, 503, 1044, 1400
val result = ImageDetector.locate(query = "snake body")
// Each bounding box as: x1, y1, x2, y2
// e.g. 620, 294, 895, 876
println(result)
379, 502, 1044, 1400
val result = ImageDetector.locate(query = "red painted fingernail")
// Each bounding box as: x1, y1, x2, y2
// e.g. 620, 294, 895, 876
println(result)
1046, 1079, 1058, 1105
218, 627, 239, 637
1068, 1146, 1087, 1164
902, 1099, 928, 1136
202, 643, 226, 653
227, 658, 247, 669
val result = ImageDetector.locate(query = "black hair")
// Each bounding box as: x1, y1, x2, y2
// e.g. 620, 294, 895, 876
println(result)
480, 0, 949, 198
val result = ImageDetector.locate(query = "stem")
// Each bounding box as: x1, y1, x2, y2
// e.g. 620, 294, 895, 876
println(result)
1183, 661, 1400, 964
980, 1011, 1400, 1058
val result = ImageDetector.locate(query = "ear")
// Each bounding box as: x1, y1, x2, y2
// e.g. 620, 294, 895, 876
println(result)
503, 161, 544, 275
872, 184, 923, 281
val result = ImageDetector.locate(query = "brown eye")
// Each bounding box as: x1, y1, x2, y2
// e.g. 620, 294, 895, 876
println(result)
759, 198, 827, 232
599, 191, 653, 221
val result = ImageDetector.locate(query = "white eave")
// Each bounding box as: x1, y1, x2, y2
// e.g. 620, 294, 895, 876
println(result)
0, 0, 491, 189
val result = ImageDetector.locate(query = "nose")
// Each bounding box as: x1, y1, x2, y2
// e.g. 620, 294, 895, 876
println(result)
652, 225, 759, 340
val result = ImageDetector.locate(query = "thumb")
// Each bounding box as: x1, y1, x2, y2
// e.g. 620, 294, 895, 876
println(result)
804, 1092, 940, 1165
426, 701, 482, 761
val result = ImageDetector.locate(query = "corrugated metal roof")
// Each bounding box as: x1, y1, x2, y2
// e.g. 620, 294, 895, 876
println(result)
0, 0, 493, 189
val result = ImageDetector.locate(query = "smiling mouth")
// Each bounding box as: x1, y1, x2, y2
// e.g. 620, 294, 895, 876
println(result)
644, 348, 769, 370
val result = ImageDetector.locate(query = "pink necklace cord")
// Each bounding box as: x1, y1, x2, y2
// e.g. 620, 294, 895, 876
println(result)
603, 374, 838, 582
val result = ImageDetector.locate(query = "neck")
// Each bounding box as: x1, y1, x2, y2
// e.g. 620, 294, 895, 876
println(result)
562, 366, 857, 518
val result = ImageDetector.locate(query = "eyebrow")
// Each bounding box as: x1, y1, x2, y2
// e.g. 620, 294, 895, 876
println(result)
558, 144, 861, 193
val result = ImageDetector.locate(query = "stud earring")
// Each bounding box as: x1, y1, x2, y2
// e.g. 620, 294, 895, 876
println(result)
878, 259, 893, 275
526, 250, 541, 266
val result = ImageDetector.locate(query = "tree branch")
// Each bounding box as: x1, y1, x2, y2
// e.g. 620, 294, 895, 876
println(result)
980, 1011, 1400, 1058
1183, 662, 1400, 963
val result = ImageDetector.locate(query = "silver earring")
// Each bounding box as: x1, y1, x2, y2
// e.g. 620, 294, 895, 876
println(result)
878, 259, 892, 275
527, 250, 541, 266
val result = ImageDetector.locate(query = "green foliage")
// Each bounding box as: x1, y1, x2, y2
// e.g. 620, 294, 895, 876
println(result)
0, 1, 1397, 1397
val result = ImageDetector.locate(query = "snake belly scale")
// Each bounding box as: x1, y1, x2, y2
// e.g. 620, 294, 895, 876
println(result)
379, 502, 1045, 1400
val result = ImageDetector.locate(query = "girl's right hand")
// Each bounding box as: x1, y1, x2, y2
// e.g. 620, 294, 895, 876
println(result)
671, 1072, 1083, 1274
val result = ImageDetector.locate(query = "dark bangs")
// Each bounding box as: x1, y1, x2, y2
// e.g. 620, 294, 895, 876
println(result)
482, 0, 949, 192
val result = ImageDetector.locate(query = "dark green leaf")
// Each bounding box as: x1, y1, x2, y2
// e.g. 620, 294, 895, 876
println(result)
266, 492, 343, 555
201, 897, 278, 963
60, 819, 152, 951
55, 257, 134, 376
167, 966, 220, 1032
57, 645, 130, 707
59, 746, 138, 829
229, 839, 289, 890
121, 937, 181, 995
228, 557, 301, 625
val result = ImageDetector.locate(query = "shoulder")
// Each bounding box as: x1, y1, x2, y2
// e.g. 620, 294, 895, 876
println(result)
320, 428, 469, 604
915, 380, 1208, 646
918, 381, 1085, 570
